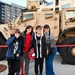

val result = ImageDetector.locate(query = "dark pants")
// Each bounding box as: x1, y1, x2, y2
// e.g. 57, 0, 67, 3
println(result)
7, 59, 20, 75
17, 53, 30, 75
35, 58, 44, 75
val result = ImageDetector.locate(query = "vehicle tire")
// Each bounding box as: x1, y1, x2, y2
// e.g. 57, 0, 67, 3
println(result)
0, 34, 7, 60
59, 37, 75, 65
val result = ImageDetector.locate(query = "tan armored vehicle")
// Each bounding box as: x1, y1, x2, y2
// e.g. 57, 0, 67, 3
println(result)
0, 0, 75, 64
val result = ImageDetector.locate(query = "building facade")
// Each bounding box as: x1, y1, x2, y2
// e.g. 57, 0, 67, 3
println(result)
0, 1, 24, 24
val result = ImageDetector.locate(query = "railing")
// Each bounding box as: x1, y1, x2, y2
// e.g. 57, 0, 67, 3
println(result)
0, 44, 75, 75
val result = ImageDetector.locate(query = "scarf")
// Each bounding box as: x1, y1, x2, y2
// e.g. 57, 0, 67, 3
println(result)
34, 34, 42, 58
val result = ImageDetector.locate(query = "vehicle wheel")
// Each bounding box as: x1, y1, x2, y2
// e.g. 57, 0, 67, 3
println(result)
0, 34, 7, 60
59, 37, 75, 65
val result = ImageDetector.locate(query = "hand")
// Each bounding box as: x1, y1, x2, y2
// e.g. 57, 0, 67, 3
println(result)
16, 54, 19, 57
46, 50, 49, 55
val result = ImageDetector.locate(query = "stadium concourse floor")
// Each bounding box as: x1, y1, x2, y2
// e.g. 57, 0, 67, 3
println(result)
0, 53, 75, 75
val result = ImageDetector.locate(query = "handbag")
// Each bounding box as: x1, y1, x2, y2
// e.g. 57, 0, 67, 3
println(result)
28, 48, 36, 61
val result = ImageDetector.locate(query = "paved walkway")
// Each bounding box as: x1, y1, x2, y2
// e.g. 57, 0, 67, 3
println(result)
0, 54, 75, 75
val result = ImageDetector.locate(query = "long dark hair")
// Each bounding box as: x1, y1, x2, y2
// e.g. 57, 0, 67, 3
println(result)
43, 24, 51, 35
24, 25, 33, 34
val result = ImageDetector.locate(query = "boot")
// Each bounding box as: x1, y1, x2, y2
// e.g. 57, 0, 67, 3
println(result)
39, 73, 42, 75
35, 73, 38, 75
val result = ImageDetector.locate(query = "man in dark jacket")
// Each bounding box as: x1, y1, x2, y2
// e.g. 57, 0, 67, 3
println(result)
6, 29, 22, 75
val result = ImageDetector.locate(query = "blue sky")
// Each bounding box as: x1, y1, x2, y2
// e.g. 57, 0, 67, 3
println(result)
0, 0, 53, 7
45, 0, 53, 3
46, 0, 53, 6
0, 0, 27, 7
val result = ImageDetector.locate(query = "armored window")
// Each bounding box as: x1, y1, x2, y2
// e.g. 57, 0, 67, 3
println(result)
45, 14, 53, 19
66, 10, 75, 23
23, 14, 34, 21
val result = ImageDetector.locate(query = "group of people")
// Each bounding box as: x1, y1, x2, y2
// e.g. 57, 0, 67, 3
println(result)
6, 24, 57, 75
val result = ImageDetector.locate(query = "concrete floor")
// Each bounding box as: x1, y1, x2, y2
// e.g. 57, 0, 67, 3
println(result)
0, 54, 75, 75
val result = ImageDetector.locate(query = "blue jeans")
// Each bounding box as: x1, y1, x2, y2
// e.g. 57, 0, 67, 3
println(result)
46, 47, 57, 75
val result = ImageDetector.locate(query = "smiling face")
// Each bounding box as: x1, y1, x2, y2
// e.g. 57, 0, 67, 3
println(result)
27, 28, 32, 34
44, 28, 49, 33
36, 28, 42, 34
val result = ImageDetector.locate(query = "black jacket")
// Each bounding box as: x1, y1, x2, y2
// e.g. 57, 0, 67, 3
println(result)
31, 34, 45, 58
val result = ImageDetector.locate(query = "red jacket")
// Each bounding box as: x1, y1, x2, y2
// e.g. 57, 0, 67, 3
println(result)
24, 34, 32, 53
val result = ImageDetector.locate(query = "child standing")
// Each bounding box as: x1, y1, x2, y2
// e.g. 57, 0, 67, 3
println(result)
43, 24, 57, 75
6, 29, 22, 75
32, 26, 45, 75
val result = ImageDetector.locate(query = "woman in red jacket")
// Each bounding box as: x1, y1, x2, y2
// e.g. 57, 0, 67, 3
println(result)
17, 25, 33, 75
23, 25, 33, 75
